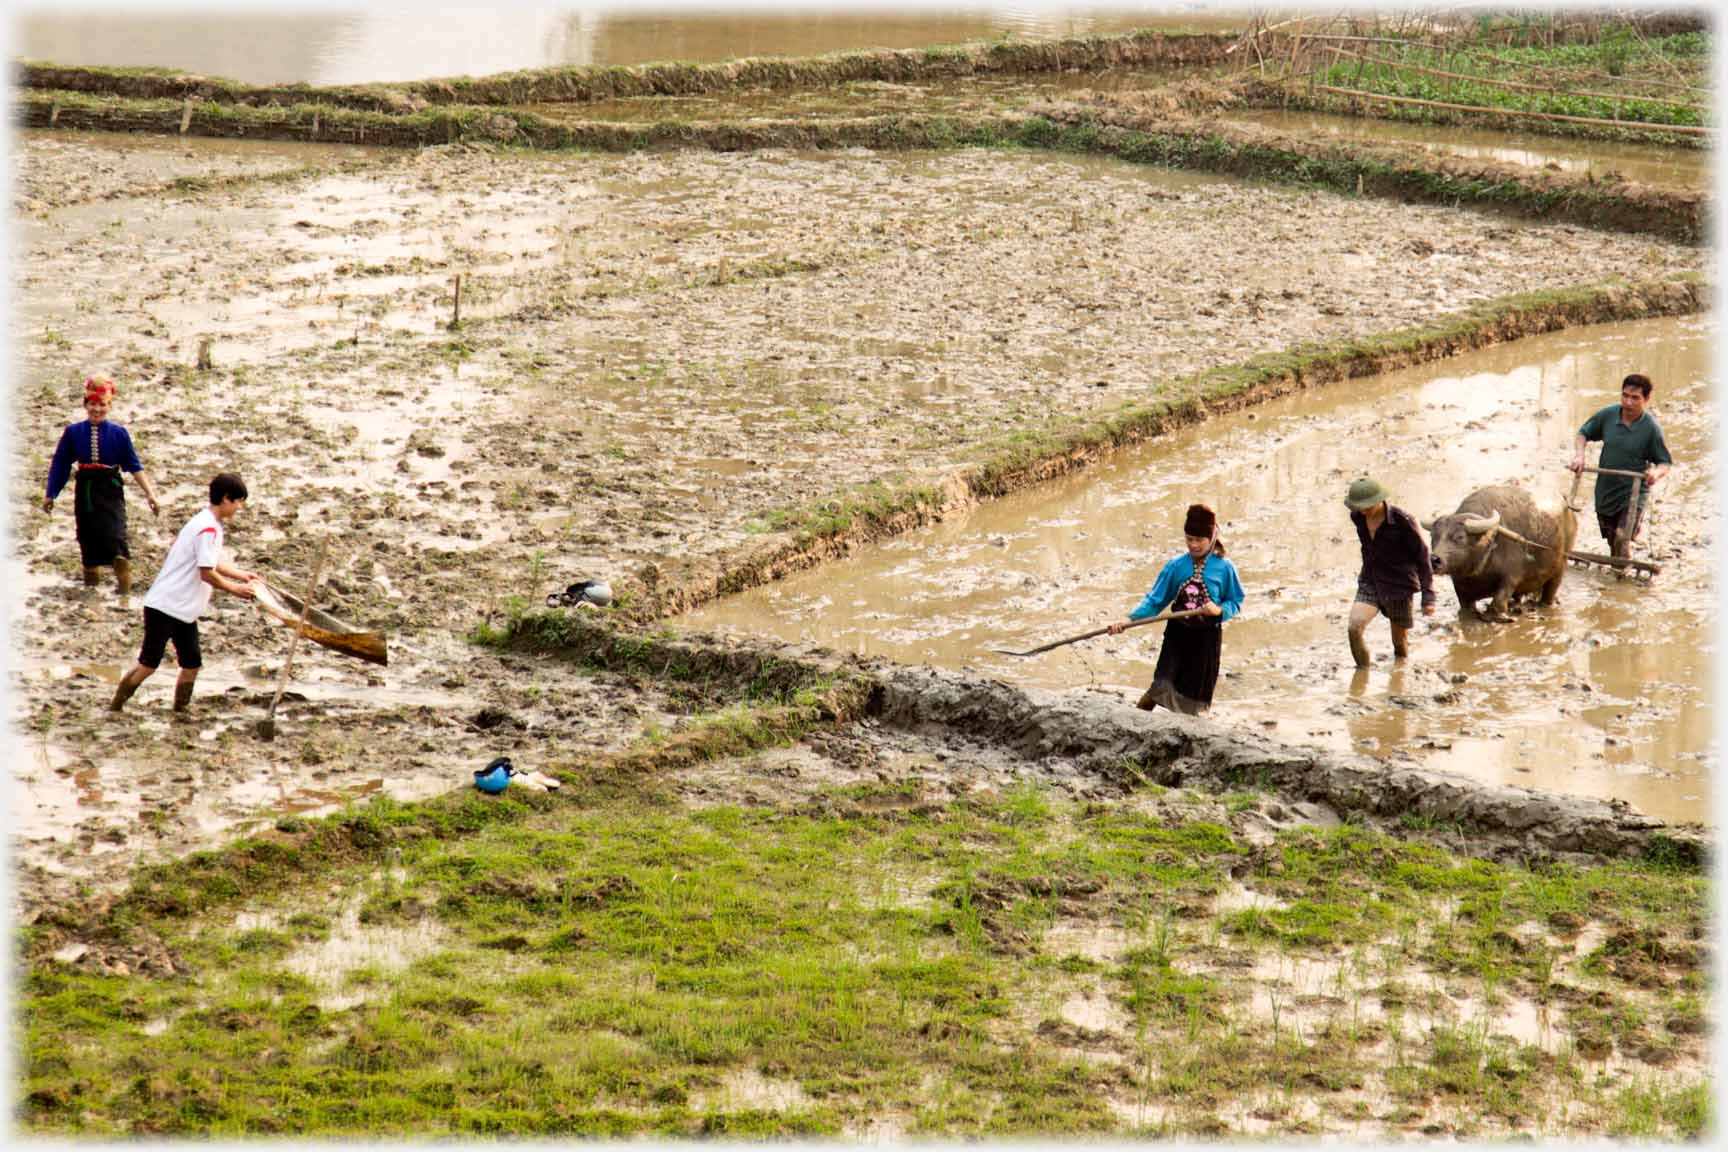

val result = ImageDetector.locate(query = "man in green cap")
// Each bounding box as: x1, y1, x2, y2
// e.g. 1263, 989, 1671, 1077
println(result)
1345, 477, 1436, 669
1570, 373, 1671, 559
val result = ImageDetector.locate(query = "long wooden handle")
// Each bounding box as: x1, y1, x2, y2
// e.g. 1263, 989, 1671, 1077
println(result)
267, 537, 328, 721
998, 608, 1210, 658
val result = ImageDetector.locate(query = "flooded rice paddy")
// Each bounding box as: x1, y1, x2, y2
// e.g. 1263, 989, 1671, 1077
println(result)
21, 5, 1253, 84
1226, 108, 1712, 191
686, 315, 1715, 824
17, 133, 1696, 588
12, 78, 1713, 1136
8, 122, 1708, 910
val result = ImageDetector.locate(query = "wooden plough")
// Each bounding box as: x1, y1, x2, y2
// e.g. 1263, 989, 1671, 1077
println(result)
1566, 465, 1661, 579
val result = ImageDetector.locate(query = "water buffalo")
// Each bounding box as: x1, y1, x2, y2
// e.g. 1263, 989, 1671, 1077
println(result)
1428, 485, 1577, 622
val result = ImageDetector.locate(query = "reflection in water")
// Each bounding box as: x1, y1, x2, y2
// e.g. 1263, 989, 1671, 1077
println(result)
22, 5, 1252, 85
687, 316, 1714, 824
1228, 109, 1710, 191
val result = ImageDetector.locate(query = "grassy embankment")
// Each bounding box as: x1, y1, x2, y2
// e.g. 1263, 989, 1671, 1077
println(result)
18, 30, 1238, 112
20, 696, 1711, 1137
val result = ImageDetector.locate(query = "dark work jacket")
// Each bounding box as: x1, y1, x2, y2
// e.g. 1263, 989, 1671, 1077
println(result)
1352, 504, 1436, 608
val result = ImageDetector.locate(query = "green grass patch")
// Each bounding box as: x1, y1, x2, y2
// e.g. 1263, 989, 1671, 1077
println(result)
1315, 38, 1704, 130
20, 778, 1708, 1138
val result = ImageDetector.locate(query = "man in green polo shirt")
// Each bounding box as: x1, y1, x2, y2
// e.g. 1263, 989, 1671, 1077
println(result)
1569, 373, 1672, 559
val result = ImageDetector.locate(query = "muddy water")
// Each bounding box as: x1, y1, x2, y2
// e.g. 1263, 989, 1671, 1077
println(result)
687, 315, 1715, 824
1227, 109, 1711, 190
21, 6, 1251, 85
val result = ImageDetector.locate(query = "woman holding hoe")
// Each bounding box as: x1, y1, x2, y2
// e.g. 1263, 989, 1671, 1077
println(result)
1108, 502, 1244, 714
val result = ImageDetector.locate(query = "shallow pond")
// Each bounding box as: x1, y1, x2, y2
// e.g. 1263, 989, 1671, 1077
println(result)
21, 5, 1252, 85
686, 315, 1715, 824
1227, 108, 1710, 190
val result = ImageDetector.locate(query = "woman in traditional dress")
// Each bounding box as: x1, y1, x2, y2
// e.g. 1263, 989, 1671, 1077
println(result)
42, 376, 160, 594
1107, 502, 1244, 715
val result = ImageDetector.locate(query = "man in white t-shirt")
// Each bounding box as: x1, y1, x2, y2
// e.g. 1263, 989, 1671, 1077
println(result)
111, 473, 258, 713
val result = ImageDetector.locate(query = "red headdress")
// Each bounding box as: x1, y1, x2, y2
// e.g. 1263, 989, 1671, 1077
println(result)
84, 376, 116, 403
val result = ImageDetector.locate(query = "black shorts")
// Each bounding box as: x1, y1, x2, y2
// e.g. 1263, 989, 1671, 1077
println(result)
1597, 506, 1641, 545
138, 606, 202, 670
1354, 580, 1415, 629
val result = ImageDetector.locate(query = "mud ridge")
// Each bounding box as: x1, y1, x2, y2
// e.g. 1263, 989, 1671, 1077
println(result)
24, 91, 1704, 244
630, 276, 1704, 621
1033, 101, 1707, 242
19, 31, 1240, 112
501, 613, 1710, 869
17, 89, 1014, 147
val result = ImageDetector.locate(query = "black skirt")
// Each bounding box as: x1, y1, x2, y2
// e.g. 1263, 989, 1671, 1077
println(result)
1138, 620, 1222, 715
74, 468, 130, 568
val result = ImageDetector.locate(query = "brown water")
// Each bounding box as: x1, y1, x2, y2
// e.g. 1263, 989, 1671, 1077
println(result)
20, 5, 1251, 86
686, 315, 1715, 824
1228, 109, 1711, 190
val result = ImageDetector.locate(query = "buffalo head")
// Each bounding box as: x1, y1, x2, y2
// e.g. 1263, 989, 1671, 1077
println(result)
1430, 510, 1502, 576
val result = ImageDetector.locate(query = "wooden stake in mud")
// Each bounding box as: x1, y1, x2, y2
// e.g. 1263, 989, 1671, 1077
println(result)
451, 274, 463, 328
991, 608, 1207, 658
257, 536, 328, 742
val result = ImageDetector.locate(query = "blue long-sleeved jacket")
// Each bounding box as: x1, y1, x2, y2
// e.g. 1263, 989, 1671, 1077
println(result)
45, 420, 144, 500
1128, 552, 1245, 623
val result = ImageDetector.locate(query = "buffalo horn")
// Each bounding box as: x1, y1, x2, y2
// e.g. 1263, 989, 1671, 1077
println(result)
1460, 510, 1553, 551
1461, 510, 1500, 534
1461, 509, 1501, 545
